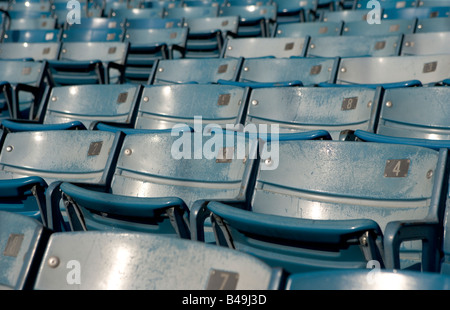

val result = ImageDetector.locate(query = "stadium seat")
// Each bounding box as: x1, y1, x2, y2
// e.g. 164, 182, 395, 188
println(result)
341, 18, 416, 36
219, 4, 277, 37
183, 16, 239, 58
124, 17, 184, 29
128, 83, 248, 131
32, 84, 142, 130
32, 231, 284, 289
64, 17, 125, 30
273, 21, 343, 38
3, 29, 61, 43
163, 5, 219, 19
148, 57, 243, 84
219, 57, 338, 87
0, 42, 61, 62
359, 86, 450, 141
47, 41, 129, 85
61, 28, 125, 42
124, 27, 188, 83
55, 130, 258, 239
0, 59, 50, 120
306, 34, 402, 58
192, 138, 448, 273
400, 32, 450, 56
286, 269, 450, 290
222, 37, 307, 58
354, 0, 418, 10
8, 17, 57, 30
329, 54, 450, 88
321, 9, 373, 22
0, 211, 51, 290
0, 130, 123, 229
109, 7, 164, 19
382, 6, 450, 19
273, 0, 321, 23
415, 17, 450, 32
244, 86, 381, 140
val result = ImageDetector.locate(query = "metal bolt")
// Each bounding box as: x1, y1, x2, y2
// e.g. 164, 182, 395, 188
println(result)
386, 101, 393, 108
340, 67, 346, 73
227, 46, 232, 50
48, 256, 60, 268
310, 44, 315, 49
243, 67, 249, 72
124, 148, 132, 156
5, 145, 13, 152
427, 170, 433, 179
51, 96, 57, 102
251, 99, 258, 106
158, 68, 164, 72
264, 157, 272, 166
143, 96, 149, 102
367, 100, 372, 107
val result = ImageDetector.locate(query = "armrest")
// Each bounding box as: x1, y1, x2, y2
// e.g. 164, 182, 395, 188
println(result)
1, 119, 86, 132
206, 201, 382, 245
0, 176, 47, 197
354, 130, 450, 150
0, 82, 16, 119
217, 79, 303, 88
105, 61, 126, 84
318, 80, 422, 89
383, 219, 441, 272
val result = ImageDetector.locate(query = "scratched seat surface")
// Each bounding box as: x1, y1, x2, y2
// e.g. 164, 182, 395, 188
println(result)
32, 231, 283, 289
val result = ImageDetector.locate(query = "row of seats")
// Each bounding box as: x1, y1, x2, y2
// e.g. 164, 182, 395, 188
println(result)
3, 210, 450, 290
3, 83, 450, 144
1, 52, 449, 120
1, 123, 450, 283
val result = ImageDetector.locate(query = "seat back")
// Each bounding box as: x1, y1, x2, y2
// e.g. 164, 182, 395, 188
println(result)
382, 6, 450, 19
342, 18, 416, 36
0, 130, 121, 186
306, 34, 402, 57
400, 32, 450, 56
274, 21, 343, 37
0, 211, 49, 290
61, 28, 125, 42
354, 0, 417, 10
125, 17, 184, 29
222, 37, 307, 58
9, 17, 57, 30
3, 29, 61, 43
207, 139, 446, 273
321, 9, 373, 22
135, 84, 247, 130
43, 84, 141, 129
163, 6, 219, 18
110, 7, 164, 19
376, 87, 450, 140
335, 54, 450, 87
0, 59, 46, 85
238, 57, 338, 86
0, 42, 61, 61
109, 131, 258, 209
33, 231, 283, 289
245, 86, 380, 140
149, 57, 242, 84
415, 17, 450, 33
64, 17, 125, 30
59, 41, 128, 64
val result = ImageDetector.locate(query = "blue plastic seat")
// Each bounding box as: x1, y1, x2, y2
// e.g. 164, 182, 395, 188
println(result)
383, 6, 450, 19
192, 139, 448, 273
183, 16, 239, 58
321, 9, 374, 22
364, 86, 450, 140
0, 59, 50, 120
222, 37, 308, 58
286, 269, 450, 290
400, 32, 450, 56
354, 0, 418, 10
9, 17, 57, 30
0, 130, 123, 229
55, 131, 258, 239
109, 7, 164, 19
3, 29, 61, 43
273, 0, 321, 23
47, 41, 129, 85
0, 211, 50, 290
61, 28, 125, 42
219, 4, 277, 37
274, 21, 343, 37
32, 231, 284, 289
64, 17, 125, 30
0, 42, 61, 62
33, 84, 142, 130
306, 34, 402, 58
220, 57, 338, 88
129, 83, 247, 130
244, 86, 380, 140
163, 5, 219, 19
342, 18, 416, 36
124, 17, 184, 29
330, 54, 450, 88
149, 57, 243, 84
415, 17, 450, 32
124, 27, 188, 82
